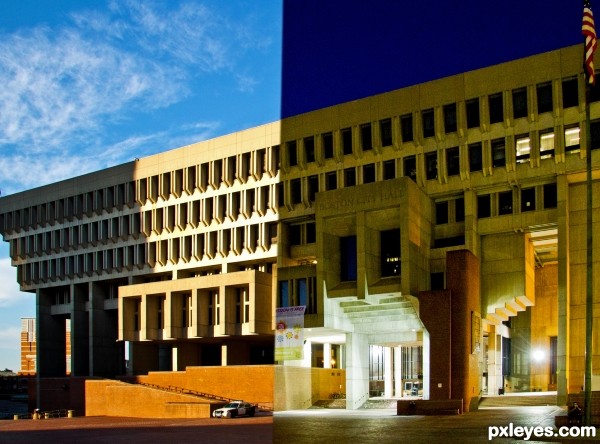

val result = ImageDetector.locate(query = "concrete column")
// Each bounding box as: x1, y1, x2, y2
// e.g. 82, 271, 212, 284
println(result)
221, 344, 228, 366
345, 332, 369, 409
394, 346, 402, 397
384, 347, 393, 398
89, 283, 121, 377
36, 289, 67, 377
487, 326, 503, 396
324, 343, 332, 369
70, 284, 89, 376
423, 330, 430, 400
556, 173, 569, 405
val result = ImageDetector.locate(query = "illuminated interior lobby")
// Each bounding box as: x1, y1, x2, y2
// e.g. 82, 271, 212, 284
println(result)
0, 44, 598, 413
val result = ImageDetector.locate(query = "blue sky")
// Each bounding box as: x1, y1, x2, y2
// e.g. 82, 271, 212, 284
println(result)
0, 0, 282, 371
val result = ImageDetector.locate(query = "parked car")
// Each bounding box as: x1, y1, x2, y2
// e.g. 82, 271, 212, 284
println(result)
212, 401, 256, 418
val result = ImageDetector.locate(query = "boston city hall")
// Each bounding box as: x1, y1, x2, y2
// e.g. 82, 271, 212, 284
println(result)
1, 44, 599, 416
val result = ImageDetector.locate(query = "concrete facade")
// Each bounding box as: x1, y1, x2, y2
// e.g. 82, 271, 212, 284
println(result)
1, 44, 599, 411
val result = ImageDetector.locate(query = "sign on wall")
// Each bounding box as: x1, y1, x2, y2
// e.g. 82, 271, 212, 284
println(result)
275, 306, 306, 360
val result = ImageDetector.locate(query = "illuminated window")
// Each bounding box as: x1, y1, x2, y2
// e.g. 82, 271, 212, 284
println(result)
564, 126, 580, 153
521, 187, 536, 212
515, 135, 531, 163
539, 130, 555, 159
381, 229, 400, 277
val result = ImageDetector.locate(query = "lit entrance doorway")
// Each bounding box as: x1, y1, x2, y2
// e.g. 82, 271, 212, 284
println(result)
369, 344, 423, 398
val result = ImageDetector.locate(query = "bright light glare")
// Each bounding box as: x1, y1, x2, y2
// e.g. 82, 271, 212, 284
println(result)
532, 349, 545, 362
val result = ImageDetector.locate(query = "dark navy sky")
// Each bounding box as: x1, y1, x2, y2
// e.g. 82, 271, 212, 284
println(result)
281, 0, 583, 118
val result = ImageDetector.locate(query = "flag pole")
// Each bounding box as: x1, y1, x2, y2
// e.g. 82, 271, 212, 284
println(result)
582, 0, 596, 427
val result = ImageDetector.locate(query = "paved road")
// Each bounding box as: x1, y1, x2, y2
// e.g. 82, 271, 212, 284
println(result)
2, 406, 599, 444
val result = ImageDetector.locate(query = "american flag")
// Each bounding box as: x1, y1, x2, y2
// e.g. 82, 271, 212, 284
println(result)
583, 0, 597, 85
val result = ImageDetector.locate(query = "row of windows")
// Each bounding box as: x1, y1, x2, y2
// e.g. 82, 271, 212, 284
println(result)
278, 276, 318, 314
19, 243, 147, 284
284, 77, 597, 165
0, 146, 281, 235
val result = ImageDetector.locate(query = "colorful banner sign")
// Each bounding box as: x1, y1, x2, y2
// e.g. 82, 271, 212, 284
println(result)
275, 306, 306, 361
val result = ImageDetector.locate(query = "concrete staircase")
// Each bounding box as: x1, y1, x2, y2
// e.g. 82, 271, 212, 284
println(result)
479, 392, 557, 407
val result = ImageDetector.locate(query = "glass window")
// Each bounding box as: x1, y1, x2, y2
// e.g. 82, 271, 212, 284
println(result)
489, 93, 503, 124
455, 197, 465, 222
521, 188, 536, 212
446, 147, 460, 176
380, 229, 400, 277
326, 171, 337, 190
466, 98, 480, 128
340, 236, 357, 281
380, 119, 393, 147
562, 77, 579, 108
564, 126, 581, 152
304, 136, 315, 163
361, 123, 372, 150
436, 201, 449, 224
298, 278, 307, 307
422, 109, 435, 138
591, 119, 600, 150
401, 114, 413, 142
444, 103, 457, 133
290, 179, 301, 204
342, 128, 353, 155
492, 138, 506, 167
306, 222, 316, 243
404, 155, 416, 182
279, 281, 289, 307
477, 194, 491, 218
543, 183, 557, 209
383, 159, 396, 180
539, 130, 555, 159
322, 132, 334, 159
308, 175, 318, 201
287, 141, 297, 166
512, 88, 528, 119
515, 135, 531, 164
469, 142, 483, 172
498, 191, 513, 215
363, 163, 376, 183
425, 152, 437, 180
536, 82, 553, 114
344, 167, 356, 187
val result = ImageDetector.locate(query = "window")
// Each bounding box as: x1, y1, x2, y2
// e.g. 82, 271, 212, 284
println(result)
326, 171, 337, 190
431, 272, 445, 290
342, 128, 353, 155
363, 163, 376, 183
444, 103, 457, 133
564, 126, 581, 152
289, 224, 301, 245
344, 167, 356, 187
361, 123, 372, 150
489, 93, 504, 124
308, 175, 319, 201
383, 159, 396, 180
422, 109, 435, 138
591, 119, 600, 149
306, 222, 316, 243
446, 147, 460, 176
521, 188, 536, 212
380, 118, 393, 147
492, 138, 506, 167
536, 82, 553, 114
436, 201, 449, 224
468, 142, 482, 172
477, 194, 491, 218
381, 229, 400, 277
404, 155, 416, 182
562, 77, 579, 108
304, 136, 315, 163
498, 191, 513, 215
455, 197, 465, 222
401, 114, 413, 142
425, 152, 437, 180
279, 281, 289, 307
515, 134, 531, 163
322, 132, 334, 159
287, 141, 298, 166
290, 179, 301, 204
539, 130, 555, 158
466, 98, 480, 128
340, 236, 357, 281
544, 183, 557, 209
590, 81, 600, 102
512, 88, 528, 119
